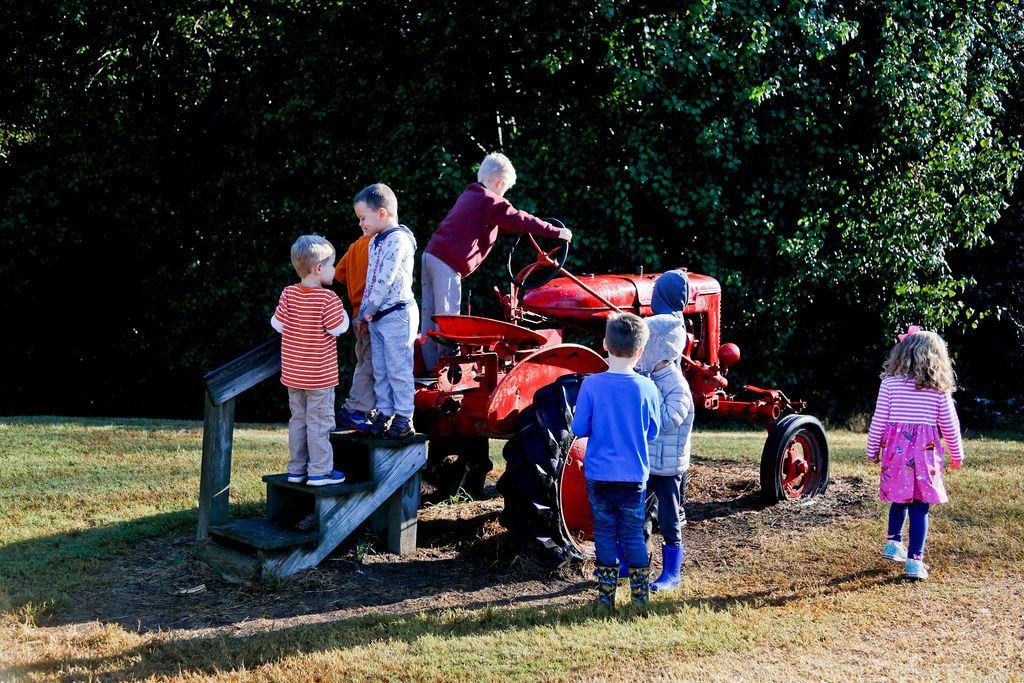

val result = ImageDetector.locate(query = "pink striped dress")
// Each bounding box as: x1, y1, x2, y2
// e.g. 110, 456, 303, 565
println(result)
866, 375, 964, 504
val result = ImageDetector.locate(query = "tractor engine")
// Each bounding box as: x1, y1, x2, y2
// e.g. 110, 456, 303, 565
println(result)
515, 271, 806, 422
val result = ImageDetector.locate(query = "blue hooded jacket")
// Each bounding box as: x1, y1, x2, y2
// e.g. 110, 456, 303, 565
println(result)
651, 269, 690, 316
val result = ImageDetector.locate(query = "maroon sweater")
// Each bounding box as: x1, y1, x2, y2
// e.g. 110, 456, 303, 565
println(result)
425, 182, 561, 277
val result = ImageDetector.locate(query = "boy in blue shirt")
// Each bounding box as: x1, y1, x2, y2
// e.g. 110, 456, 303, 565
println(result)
571, 312, 661, 606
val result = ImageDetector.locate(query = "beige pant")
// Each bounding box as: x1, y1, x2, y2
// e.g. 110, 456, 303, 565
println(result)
420, 252, 461, 371
287, 387, 336, 477
343, 331, 374, 414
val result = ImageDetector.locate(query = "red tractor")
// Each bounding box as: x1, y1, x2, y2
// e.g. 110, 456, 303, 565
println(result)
413, 231, 829, 567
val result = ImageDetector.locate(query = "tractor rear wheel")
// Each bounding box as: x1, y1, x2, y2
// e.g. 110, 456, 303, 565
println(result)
497, 374, 655, 569
759, 414, 830, 503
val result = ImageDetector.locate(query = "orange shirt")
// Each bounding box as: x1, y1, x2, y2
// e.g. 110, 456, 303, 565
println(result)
274, 285, 347, 389
335, 235, 371, 316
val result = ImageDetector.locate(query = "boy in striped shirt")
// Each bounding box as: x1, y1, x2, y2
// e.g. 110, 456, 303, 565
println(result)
271, 235, 350, 486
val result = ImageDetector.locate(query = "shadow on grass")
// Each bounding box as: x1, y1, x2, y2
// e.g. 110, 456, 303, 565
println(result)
0, 505, 262, 618
2, 505, 582, 634
5, 569, 901, 681
2, 468, 829, 633
0, 416, 204, 431
0, 416, 291, 432
687, 492, 770, 523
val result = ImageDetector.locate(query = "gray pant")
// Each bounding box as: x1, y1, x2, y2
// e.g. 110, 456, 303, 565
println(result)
343, 330, 374, 414
287, 387, 336, 477
648, 471, 688, 547
369, 303, 419, 418
420, 252, 461, 371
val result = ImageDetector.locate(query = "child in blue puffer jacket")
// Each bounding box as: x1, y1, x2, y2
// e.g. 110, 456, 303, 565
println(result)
638, 313, 695, 592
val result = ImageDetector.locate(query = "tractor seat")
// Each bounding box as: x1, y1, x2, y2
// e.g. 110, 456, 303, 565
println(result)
428, 315, 547, 349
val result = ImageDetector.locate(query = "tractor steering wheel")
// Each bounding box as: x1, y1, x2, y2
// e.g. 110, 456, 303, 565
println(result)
506, 218, 571, 291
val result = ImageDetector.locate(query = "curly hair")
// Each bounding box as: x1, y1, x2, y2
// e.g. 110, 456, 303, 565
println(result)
881, 330, 956, 393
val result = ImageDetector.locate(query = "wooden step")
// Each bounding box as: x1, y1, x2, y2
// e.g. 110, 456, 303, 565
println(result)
208, 517, 317, 551
196, 540, 261, 583
330, 430, 429, 447
262, 438, 427, 577
326, 432, 427, 486
262, 473, 376, 496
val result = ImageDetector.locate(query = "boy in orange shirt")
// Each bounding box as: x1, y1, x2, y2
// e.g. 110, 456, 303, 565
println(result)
334, 225, 375, 432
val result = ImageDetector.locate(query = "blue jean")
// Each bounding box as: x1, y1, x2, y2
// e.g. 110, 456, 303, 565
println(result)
649, 472, 687, 547
887, 501, 930, 559
586, 479, 649, 568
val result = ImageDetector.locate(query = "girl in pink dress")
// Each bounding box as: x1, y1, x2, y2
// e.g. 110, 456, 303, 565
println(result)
866, 327, 964, 580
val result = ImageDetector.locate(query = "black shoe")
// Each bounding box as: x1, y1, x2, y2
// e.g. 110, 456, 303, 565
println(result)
384, 415, 414, 439
367, 411, 392, 437
295, 512, 319, 531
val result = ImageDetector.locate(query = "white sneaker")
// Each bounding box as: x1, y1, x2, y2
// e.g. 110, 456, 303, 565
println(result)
882, 539, 908, 562
905, 558, 929, 580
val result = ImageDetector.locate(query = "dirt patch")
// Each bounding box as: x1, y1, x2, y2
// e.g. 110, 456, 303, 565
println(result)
56, 458, 873, 634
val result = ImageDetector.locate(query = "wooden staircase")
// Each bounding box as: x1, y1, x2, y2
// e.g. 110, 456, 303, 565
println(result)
196, 337, 427, 582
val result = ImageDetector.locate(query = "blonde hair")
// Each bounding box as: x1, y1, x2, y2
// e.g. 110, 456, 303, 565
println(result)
605, 312, 649, 358
881, 330, 956, 393
290, 234, 335, 276
477, 152, 517, 189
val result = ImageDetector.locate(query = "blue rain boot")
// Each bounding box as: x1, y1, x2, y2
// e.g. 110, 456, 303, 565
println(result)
628, 565, 651, 607
595, 565, 619, 606
593, 542, 631, 580
650, 544, 683, 593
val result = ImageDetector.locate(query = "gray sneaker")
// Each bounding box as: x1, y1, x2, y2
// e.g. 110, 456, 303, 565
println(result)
905, 558, 929, 580
883, 539, 908, 562
384, 415, 414, 439
367, 411, 392, 437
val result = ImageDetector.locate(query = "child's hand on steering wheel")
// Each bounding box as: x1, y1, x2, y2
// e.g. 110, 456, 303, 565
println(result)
558, 227, 573, 242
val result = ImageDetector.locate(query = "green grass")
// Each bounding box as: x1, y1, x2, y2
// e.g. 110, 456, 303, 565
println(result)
0, 418, 279, 613
2, 418, 1023, 681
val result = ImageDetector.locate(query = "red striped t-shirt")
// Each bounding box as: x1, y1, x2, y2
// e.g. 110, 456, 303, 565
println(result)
274, 285, 347, 389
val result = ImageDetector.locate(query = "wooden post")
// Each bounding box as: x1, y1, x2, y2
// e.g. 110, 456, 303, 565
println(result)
196, 393, 235, 543
197, 336, 280, 545
387, 470, 420, 555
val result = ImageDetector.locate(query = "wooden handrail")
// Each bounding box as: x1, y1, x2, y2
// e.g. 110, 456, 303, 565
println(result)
204, 336, 282, 406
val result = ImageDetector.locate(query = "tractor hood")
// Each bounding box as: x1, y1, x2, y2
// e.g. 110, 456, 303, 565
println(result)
521, 271, 721, 324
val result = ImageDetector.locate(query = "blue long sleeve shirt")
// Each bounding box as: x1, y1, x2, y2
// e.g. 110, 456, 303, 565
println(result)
570, 370, 661, 483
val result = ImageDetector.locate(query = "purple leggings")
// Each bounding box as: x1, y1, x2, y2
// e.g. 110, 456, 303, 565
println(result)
887, 501, 930, 560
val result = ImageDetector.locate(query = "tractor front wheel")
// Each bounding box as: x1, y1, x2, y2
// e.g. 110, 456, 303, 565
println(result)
759, 414, 830, 503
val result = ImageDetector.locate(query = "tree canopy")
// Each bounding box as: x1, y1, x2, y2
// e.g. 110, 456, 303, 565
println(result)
2, 1, 1022, 420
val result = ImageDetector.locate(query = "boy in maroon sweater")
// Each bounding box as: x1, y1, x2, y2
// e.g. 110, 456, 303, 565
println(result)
421, 152, 573, 369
